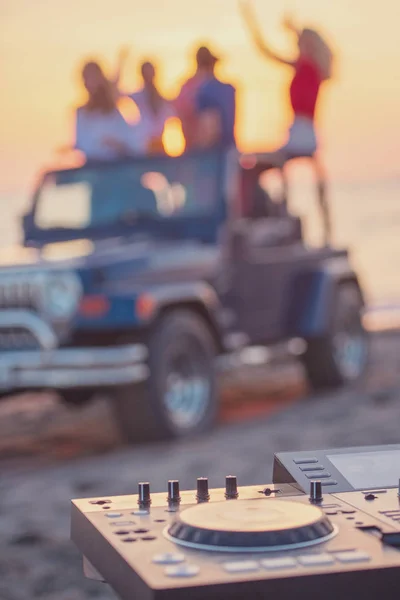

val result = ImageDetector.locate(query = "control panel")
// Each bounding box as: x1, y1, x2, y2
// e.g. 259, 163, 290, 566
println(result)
273, 443, 400, 493
71, 445, 400, 600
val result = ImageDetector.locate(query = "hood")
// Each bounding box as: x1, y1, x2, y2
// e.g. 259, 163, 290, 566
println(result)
0, 236, 219, 281
0, 240, 94, 269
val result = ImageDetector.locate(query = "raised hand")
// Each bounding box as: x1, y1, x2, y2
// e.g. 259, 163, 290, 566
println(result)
282, 15, 299, 35
117, 46, 131, 65
239, 0, 258, 31
238, 0, 265, 47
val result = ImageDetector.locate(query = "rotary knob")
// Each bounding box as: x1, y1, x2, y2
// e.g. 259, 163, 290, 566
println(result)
225, 475, 239, 499
138, 482, 151, 510
196, 477, 210, 503
309, 481, 323, 504
167, 480, 181, 508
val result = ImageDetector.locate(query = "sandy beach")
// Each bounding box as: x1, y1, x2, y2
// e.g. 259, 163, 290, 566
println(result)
0, 329, 399, 600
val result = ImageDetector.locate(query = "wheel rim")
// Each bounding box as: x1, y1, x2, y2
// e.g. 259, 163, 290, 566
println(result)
333, 312, 368, 381
163, 335, 211, 431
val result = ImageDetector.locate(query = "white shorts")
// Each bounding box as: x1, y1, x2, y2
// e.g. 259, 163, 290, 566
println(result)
282, 116, 318, 158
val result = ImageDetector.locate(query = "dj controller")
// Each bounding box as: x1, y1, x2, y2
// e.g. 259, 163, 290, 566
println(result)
71, 444, 400, 599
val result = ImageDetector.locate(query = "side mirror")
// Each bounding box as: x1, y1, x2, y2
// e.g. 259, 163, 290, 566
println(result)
227, 221, 248, 260
21, 212, 35, 245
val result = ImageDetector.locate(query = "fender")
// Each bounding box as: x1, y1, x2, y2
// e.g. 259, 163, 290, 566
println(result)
287, 256, 363, 339
75, 282, 223, 337
135, 281, 224, 338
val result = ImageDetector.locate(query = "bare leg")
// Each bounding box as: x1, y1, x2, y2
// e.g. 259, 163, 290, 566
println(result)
313, 155, 331, 245
253, 150, 289, 214
254, 149, 286, 169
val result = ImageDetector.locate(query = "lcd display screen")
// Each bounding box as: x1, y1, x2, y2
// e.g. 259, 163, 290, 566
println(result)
327, 450, 400, 489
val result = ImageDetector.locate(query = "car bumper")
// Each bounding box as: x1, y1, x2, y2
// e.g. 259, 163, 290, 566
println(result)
0, 344, 149, 392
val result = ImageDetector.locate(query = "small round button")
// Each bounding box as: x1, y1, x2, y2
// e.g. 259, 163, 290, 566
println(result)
365, 494, 377, 501
105, 513, 123, 519
165, 565, 200, 578
134, 528, 149, 534
153, 553, 185, 565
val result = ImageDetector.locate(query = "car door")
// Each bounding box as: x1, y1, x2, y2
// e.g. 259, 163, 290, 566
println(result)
231, 218, 309, 345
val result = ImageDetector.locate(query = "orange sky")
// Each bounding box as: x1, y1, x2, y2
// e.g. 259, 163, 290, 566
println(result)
1, 0, 399, 196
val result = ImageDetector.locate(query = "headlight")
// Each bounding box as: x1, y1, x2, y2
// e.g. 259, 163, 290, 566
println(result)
44, 272, 82, 320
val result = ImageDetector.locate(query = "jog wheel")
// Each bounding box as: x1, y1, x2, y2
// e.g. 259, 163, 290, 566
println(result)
165, 498, 337, 553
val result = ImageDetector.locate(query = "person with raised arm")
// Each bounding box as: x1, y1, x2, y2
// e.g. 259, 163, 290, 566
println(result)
113, 48, 174, 155
239, 0, 334, 242
62, 60, 141, 161
240, 1, 333, 160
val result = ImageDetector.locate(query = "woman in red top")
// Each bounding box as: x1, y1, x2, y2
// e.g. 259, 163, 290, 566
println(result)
240, 1, 333, 160
240, 1, 334, 244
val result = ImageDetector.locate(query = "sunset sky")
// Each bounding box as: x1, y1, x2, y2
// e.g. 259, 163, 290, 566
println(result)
1, 0, 399, 196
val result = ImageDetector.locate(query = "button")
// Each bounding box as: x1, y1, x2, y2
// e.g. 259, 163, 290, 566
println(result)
306, 472, 331, 479
223, 561, 259, 573
293, 458, 318, 465
335, 551, 371, 564
364, 494, 377, 501
109, 521, 135, 527
380, 510, 400, 515
324, 510, 338, 516
321, 480, 338, 487
260, 557, 297, 570
165, 565, 200, 578
298, 554, 335, 567
105, 512, 123, 518
153, 553, 185, 565
132, 510, 150, 516
300, 465, 326, 472
341, 510, 356, 515
133, 528, 149, 534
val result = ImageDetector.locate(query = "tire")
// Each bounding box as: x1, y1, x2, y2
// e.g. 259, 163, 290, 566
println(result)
302, 282, 369, 391
58, 389, 95, 408
112, 309, 218, 443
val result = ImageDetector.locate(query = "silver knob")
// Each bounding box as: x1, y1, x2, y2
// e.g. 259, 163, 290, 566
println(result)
138, 482, 151, 510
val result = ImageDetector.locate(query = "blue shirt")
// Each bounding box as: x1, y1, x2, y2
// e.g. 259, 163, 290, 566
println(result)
196, 77, 236, 148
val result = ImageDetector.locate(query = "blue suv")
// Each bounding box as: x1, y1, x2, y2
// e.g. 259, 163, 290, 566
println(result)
0, 150, 368, 442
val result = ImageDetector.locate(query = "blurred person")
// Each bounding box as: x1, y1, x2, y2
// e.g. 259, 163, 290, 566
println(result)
174, 46, 212, 151
114, 48, 174, 154
240, 0, 334, 242
192, 46, 236, 150
72, 61, 141, 161
240, 1, 333, 159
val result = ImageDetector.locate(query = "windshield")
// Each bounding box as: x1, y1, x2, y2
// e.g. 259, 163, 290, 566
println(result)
34, 154, 223, 231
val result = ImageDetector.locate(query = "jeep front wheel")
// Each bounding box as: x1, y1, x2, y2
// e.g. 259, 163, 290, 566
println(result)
112, 310, 217, 443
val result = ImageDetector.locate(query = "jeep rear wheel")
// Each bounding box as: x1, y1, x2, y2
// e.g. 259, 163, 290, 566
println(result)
302, 283, 369, 390
112, 310, 217, 443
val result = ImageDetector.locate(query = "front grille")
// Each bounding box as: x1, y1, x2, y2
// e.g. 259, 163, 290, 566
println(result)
0, 275, 42, 311
0, 328, 40, 351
